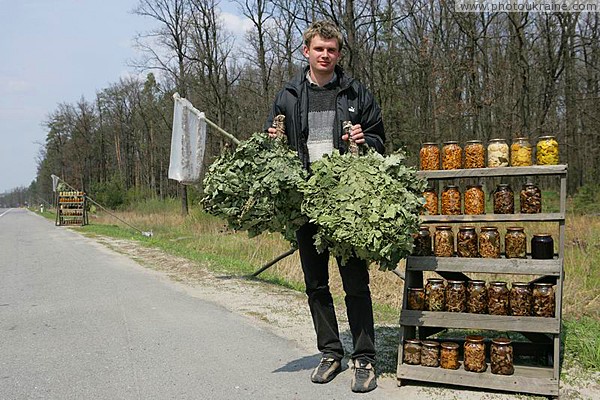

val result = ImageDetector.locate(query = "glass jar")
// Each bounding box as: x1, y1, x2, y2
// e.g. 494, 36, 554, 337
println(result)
505, 227, 527, 258
488, 281, 510, 315
442, 141, 462, 170
434, 226, 454, 257
421, 340, 440, 367
532, 283, 555, 317
491, 337, 514, 375
412, 226, 433, 256
440, 342, 460, 370
493, 183, 514, 214
464, 184, 485, 215
510, 137, 533, 166
464, 140, 485, 169
532, 234, 554, 259
479, 226, 501, 258
407, 288, 426, 310
520, 182, 542, 213
464, 335, 487, 372
441, 185, 461, 215
420, 142, 440, 170
536, 135, 559, 165
487, 138, 509, 167
457, 226, 478, 258
425, 278, 446, 311
510, 282, 532, 316
423, 187, 439, 215
446, 280, 467, 312
467, 280, 487, 314
403, 339, 422, 365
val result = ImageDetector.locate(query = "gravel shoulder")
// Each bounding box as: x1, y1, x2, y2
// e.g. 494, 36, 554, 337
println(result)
88, 234, 600, 400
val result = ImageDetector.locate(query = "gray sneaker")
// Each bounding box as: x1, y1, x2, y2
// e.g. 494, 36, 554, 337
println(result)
351, 359, 377, 393
310, 357, 342, 383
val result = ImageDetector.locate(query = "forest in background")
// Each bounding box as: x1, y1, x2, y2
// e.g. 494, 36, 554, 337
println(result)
3, 1, 600, 211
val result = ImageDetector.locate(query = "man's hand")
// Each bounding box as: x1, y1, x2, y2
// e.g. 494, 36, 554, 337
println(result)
342, 124, 366, 144
267, 127, 278, 138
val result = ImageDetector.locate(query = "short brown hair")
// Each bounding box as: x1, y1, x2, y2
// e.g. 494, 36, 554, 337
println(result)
303, 20, 343, 52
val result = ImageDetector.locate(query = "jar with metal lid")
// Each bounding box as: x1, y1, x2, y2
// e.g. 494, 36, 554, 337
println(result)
441, 185, 461, 215
520, 182, 542, 213
464, 184, 485, 215
487, 138, 509, 167
420, 142, 440, 170
412, 226, 432, 256
467, 280, 487, 314
493, 183, 514, 214
446, 280, 467, 312
457, 226, 478, 258
422, 187, 438, 215
505, 227, 526, 258
510, 282, 532, 316
491, 337, 514, 375
464, 140, 485, 168
403, 339, 422, 365
510, 137, 533, 166
407, 287, 426, 310
425, 278, 446, 311
479, 226, 501, 258
532, 234, 554, 259
464, 335, 487, 372
440, 342, 460, 370
442, 141, 462, 170
421, 340, 440, 367
434, 226, 454, 257
488, 281, 510, 315
536, 135, 559, 165
532, 283, 555, 317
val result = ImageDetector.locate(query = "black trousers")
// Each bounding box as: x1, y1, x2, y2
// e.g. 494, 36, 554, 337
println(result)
296, 222, 376, 363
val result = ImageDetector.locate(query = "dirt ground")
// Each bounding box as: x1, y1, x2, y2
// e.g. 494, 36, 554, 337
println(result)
90, 234, 599, 400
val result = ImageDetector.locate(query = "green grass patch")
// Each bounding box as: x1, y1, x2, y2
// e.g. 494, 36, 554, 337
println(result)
562, 317, 600, 372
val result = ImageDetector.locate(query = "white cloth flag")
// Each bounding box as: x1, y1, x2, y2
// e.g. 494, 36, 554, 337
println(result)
168, 93, 207, 183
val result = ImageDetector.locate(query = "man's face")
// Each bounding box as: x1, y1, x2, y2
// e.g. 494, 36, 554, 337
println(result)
303, 34, 340, 76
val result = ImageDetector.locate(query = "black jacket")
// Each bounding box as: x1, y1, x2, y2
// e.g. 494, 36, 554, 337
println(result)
264, 65, 385, 168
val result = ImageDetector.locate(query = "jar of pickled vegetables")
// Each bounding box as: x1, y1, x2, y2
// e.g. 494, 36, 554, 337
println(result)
464, 184, 485, 215
441, 185, 461, 215
464, 140, 485, 168
491, 337, 514, 375
520, 182, 542, 213
440, 342, 460, 370
510, 282, 532, 316
510, 137, 533, 166
442, 141, 462, 170
488, 281, 510, 315
457, 226, 478, 258
479, 226, 501, 258
403, 339, 422, 365
434, 226, 454, 257
464, 335, 487, 372
423, 187, 438, 215
505, 227, 526, 259
412, 226, 433, 256
493, 183, 514, 214
425, 278, 446, 311
487, 138, 509, 167
421, 340, 440, 367
532, 283, 555, 317
536, 135, 559, 165
467, 280, 487, 314
446, 280, 467, 312
407, 287, 426, 310
420, 142, 440, 170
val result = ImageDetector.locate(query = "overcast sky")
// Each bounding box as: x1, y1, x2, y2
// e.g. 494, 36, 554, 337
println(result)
0, 0, 250, 194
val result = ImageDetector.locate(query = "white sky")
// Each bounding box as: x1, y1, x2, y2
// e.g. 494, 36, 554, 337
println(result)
0, 0, 251, 194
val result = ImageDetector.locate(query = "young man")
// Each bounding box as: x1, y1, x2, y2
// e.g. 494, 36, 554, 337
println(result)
264, 20, 385, 393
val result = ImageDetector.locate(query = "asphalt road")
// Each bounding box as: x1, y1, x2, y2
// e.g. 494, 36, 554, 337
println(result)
0, 209, 399, 400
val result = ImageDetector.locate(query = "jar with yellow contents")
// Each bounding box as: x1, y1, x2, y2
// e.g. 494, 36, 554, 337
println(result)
510, 137, 533, 166
536, 135, 559, 165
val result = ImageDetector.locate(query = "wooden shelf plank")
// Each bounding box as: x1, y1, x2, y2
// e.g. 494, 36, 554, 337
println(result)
420, 213, 564, 223
417, 165, 567, 179
397, 364, 558, 396
400, 310, 560, 333
405, 256, 562, 275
